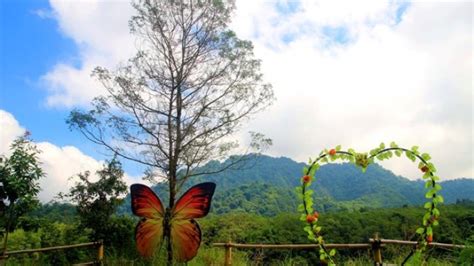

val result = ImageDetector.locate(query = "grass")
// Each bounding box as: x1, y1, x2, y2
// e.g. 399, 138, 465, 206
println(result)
2, 245, 470, 265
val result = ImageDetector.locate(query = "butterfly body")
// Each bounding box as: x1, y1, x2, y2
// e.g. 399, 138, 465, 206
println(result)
131, 182, 216, 262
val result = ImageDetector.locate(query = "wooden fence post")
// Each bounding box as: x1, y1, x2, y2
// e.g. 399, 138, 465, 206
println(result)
224, 242, 232, 266
96, 240, 104, 265
372, 233, 383, 266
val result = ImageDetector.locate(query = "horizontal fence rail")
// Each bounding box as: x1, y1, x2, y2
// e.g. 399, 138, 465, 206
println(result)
213, 238, 466, 266
368, 238, 466, 249
213, 243, 372, 249
0, 240, 104, 266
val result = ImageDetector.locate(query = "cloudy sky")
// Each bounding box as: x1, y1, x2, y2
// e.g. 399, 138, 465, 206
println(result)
0, 0, 472, 202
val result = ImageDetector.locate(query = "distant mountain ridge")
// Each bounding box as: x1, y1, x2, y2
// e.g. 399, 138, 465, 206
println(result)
119, 154, 474, 216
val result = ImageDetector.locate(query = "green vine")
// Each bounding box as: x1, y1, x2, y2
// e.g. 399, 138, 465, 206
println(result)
296, 142, 442, 265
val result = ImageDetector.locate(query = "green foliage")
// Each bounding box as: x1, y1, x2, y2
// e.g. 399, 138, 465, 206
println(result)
0, 134, 44, 253
457, 236, 474, 265
297, 143, 444, 262
116, 154, 474, 217
60, 157, 128, 247
4, 202, 472, 264
198, 204, 472, 264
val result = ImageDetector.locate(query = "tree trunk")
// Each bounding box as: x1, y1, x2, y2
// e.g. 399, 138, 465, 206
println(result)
166, 168, 176, 265
1, 206, 12, 257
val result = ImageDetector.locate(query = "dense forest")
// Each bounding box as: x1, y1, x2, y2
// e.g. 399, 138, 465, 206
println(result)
118, 155, 474, 215
8, 201, 474, 265
4, 155, 474, 265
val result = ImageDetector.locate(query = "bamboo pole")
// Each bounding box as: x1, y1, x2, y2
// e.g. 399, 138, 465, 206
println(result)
372, 233, 383, 266
213, 243, 372, 249
97, 240, 104, 265
368, 239, 465, 249
224, 242, 232, 266
213, 238, 465, 253
3, 241, 102, 256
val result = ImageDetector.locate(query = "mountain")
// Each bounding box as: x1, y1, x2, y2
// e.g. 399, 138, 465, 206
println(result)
119, 155, 474, 216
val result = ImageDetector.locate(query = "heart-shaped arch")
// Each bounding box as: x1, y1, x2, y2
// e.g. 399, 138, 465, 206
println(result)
297, 142, 443, 265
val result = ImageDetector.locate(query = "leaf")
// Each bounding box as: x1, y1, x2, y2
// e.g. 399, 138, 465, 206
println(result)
428, 163, 437, 173
425, 181, 432, 189
329, 249, 336, 256
302, 167, 308, 175
335, 145, 341, 151
425, 189, 435, 198
426, 226, 433, 235
317, 236, 323, 244
297, 204, 305, 212
416, 227, 424, 234
379, 142, 385, 149
309, 167, 316, 177
436, 195, 444, 203
421, 153, 431, 161
395, 150, 402, 157
424, 202, 432, 209
390, 141, 397, 148
423, 213, 431, 222
299, 214, 307, 221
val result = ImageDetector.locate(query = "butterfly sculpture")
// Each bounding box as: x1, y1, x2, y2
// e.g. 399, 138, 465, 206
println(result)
130, 182, 216, 262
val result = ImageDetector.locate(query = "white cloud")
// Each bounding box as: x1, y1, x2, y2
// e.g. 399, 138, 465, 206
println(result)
41, 0, 136, 107
0, 110, 142, 202
0, 110, 25, 154
40, 0, 472, 180
231, 0, 472, 180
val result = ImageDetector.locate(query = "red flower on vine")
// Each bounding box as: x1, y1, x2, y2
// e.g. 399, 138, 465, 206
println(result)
302, 175, 312, 183
329, 149, 336, 156
306, 212, 319, 223
420, 165, 429, 173
426, 234, 433, 243
306, 214, 316, 223
313, 211, 319, 219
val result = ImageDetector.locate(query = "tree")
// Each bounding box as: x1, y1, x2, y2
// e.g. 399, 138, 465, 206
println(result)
60, 157, 128, 246
0, 133, 44, 254
67, 0, 273, 263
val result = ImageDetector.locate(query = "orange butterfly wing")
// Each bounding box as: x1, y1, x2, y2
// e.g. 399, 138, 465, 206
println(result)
131, 184, 165, 258
131, 184, 164, 219
171, 219, 202, 262
135, 218, 164, 257
172, 182, 216, 220
170, 182, 216, 262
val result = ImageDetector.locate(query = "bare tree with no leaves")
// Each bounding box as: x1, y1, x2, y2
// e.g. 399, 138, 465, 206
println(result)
67, 0, 273, 263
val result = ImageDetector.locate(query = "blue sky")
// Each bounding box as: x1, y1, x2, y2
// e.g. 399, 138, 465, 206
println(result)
0, 0, 472, 202
1, 0, 133, 169
1, 1, 82, 147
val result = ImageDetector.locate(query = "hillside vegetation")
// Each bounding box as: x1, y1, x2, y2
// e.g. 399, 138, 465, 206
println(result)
118, 155, 474, 215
